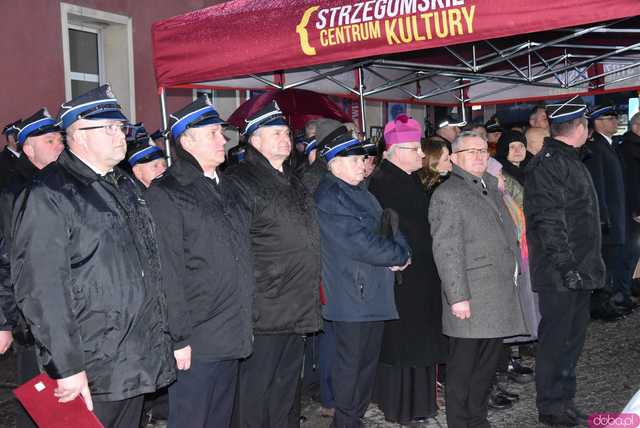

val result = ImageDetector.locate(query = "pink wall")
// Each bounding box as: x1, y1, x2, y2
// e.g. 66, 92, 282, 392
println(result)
0, 0, 224, 140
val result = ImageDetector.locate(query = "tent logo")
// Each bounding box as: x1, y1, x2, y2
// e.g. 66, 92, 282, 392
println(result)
296, 5, 320, 56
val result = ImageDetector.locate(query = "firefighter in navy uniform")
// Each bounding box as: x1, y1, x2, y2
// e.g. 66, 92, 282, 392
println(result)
524, 102, 605, 427
0, 109, 64, 428
0, 120, 22, 188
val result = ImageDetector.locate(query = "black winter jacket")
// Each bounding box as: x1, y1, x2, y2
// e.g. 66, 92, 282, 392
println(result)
226, 145, 322, 335
524, 138, 605, 292
0, 147, 20, 189
619, 131, 640, 238
145, 150, 254, 360
0, 156, 37, 341
11, 150, 175, 401
583, 132, 627, 245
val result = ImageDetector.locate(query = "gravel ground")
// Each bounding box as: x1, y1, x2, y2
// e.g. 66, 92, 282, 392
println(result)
0, 309, 637, 427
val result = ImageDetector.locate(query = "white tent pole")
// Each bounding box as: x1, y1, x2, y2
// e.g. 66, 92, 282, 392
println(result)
358, 67, 367, 137
159, 87, 171, 167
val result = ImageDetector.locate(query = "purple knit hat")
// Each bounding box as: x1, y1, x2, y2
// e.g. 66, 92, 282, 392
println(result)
384, 114, 422, 148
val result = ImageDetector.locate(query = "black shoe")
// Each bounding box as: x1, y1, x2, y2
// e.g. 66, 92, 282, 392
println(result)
613, 297, 639, 312
565, 404, 590, 424
488, 386, 514, 410
591, 302, 625, 322
539, 412, 579, 427
510, 357, 534, 375
505, 363, 534, 384
496, 383, 519, 401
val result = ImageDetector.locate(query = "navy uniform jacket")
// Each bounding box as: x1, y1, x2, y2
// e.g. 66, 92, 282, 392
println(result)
315, 172, 410, 322
583, 132, 626, 245
11, 150, 174, 401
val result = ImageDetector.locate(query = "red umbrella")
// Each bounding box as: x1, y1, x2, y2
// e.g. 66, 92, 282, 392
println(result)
227, 88, 352, 132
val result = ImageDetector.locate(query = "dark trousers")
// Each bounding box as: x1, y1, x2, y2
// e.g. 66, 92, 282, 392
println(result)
168, 358, 238, 428
603, 244, 627, 299
622, 237, 640, 295
536, 290, 590, 415
93, 395, 144, 428
331, 320, 384, 428
445, 337, 502, 428
234, 334, 304, 428
319, 319, 336, 409
16, 343, 39, 428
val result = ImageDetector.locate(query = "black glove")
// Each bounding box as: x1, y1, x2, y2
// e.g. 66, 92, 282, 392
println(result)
563, 270, 583, 290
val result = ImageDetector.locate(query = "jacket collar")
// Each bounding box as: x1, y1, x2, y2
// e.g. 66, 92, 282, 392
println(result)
15, 154, 38, 181
451, 163, 491, 186
244, 143, 291, 182
57, 149, 126, 186
167, 145, 218, 186
325, 170, 366, 191
544, 137, 581, 159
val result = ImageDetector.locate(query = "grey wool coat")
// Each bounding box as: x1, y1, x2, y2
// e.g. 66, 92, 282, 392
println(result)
429, 164, 527, 339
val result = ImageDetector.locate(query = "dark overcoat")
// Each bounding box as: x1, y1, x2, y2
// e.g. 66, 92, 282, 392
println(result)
583, 132, 626, 245
145, 150, 254, 361
368, 160, 447, 366
225, 145, 322, 335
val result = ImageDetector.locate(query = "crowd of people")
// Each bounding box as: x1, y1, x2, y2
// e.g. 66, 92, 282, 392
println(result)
0, 83, 638, 428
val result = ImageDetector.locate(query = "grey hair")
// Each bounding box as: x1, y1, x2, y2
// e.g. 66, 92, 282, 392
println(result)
451, 130, 487, 153
385, 145, 398, 160
631, 112, 640, 126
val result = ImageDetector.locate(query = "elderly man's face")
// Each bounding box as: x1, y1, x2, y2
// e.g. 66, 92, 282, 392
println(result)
330, 155, 366, 186
251, 125, 292, 164
133, 158, 167, 188
525, 127, 548, 155
451, 136, 489, 177
632, 120, 640, 137
23, 132, 64, 169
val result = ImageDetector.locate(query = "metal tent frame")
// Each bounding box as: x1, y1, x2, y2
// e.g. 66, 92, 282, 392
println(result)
159, 16, 640, 159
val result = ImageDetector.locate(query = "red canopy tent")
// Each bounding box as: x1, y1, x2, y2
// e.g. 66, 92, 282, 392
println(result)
151, 0, 640, 142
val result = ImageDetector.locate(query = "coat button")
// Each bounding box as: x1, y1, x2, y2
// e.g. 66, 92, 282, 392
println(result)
482, 191, 488, 195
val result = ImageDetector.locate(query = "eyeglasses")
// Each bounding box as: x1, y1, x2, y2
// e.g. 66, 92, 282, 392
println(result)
77, 123, 129, 136
454, 148, 489, 156
395, 145, 423, 153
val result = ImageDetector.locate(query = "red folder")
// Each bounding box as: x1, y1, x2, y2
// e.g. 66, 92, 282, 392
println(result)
13, 373, 103, 428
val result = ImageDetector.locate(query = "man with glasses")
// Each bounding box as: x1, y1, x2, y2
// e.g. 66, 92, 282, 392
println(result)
429, 131, 526, 428
11, 85, 175, 427
227, 101, 322, 428
369, 115, 448, 425
583, 106, 633, 314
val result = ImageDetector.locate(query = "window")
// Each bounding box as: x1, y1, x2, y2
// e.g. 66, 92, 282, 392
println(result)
61, 3, 135, 121
68, 26, 102, 98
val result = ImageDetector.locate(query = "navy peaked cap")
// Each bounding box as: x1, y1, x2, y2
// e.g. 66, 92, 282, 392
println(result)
17, 108, 60, 145
242, 101, 287, 137
57, 84, 128, 129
